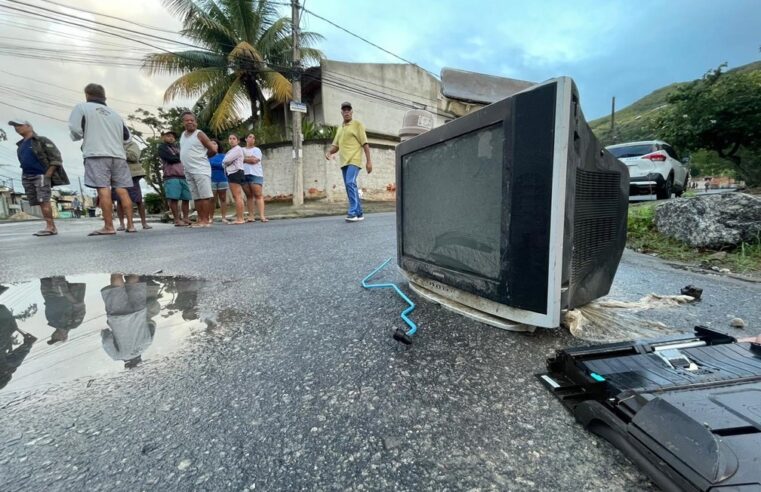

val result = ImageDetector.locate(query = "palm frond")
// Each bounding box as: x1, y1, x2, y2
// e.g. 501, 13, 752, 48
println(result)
229, 41, 263, 63
208, 75, 249, 132
142, 51, 226, 76
164, 68, 229, 101
260, 70, 292, 103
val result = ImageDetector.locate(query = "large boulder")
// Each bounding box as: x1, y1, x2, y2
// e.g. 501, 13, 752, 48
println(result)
654, 193, 761, 249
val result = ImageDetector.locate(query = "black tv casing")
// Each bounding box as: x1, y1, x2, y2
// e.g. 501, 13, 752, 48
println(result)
396, 77, 629, 328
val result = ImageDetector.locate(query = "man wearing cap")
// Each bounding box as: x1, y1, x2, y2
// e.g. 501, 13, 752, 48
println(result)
68, 83, 134, 236
158, 130, 192, 226
325, 102, 373, 222
9, 119, 69, 236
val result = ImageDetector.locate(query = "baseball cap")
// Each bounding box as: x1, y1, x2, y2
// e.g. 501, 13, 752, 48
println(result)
8, 119, 31, 126
161, 130, 178, 138
340, 101, 352, 110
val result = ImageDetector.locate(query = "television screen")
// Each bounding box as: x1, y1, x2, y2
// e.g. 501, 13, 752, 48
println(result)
401, 124, 504, 280
396, 77, 628, 329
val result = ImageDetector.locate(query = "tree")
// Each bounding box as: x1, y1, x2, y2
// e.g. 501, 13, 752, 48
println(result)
127, 107, 191, 208
142, 0, 323, 133
657, 64, 761, 186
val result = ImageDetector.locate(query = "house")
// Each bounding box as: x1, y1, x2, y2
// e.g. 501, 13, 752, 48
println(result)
261, 60, 536, 201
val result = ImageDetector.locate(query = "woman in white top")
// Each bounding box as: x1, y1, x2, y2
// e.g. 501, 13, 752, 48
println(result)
222, 134, 246, 224
242, 133, 268, 222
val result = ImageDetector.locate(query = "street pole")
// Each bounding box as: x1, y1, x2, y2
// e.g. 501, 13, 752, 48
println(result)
610, 96, 616, 143
291, 0, 304, 206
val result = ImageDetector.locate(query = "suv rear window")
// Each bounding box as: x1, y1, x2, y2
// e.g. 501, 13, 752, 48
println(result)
608, 144, 657, 158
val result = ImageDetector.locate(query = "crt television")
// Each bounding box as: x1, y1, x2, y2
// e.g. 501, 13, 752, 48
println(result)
396, 77, 629, 329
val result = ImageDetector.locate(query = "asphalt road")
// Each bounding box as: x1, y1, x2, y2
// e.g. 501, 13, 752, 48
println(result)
1, 215, 759, 491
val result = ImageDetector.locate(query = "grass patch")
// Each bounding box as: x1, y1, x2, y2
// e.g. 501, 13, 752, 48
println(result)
626, 202, 761, 274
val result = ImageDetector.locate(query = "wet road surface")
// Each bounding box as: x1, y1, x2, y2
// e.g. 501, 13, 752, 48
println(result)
1, 215, 760, 490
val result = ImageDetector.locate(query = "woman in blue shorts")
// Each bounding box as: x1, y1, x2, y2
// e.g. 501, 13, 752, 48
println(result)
208, 139, 229, 223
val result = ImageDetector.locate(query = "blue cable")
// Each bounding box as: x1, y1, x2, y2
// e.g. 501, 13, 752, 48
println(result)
361, 258, 417, 337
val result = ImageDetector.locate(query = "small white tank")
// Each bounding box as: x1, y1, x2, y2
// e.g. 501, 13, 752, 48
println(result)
399, 109, 434, 142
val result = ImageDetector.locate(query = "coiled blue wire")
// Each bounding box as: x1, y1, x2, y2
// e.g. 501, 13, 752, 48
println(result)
361, 258, 417, 336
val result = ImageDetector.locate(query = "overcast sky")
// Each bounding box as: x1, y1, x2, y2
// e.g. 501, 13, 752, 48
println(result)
1, 0, 759, 191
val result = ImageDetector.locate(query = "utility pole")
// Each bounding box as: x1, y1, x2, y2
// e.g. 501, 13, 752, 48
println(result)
610, 96, 616, 143
78, 176, 85, 208
291, 0, 304, 206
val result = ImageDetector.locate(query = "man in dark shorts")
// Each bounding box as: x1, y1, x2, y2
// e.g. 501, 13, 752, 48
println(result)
68, 83, 134, 236
9, 119, 69, 236
114, 140, 152, 231
158, 130, 192, 226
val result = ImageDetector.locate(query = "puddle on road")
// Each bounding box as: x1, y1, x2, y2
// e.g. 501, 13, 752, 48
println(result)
1, 274, 211, 393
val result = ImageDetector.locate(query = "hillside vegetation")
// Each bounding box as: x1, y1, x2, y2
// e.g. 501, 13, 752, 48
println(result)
590, 60, 761, 147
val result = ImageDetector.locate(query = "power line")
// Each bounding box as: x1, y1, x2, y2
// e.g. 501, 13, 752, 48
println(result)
0, 69, 162, 108
0, 100, 68, 122
36, 0, 181, 35
301, 6, 439, 80
3, 0, 206, 51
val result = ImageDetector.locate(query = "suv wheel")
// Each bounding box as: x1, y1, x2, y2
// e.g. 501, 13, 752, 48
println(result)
657, 175, 674, 200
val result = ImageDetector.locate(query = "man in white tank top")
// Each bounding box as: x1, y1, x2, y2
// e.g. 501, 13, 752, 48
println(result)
179, 112, 217, 227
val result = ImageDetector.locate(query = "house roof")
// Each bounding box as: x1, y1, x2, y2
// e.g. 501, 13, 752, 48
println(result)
440, 67, 535, 104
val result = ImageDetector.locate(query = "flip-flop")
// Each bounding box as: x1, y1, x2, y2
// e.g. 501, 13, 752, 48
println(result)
260, 218, 269, 223
33, 230, 57, 236
142, 225, 153, 230
88, 230, 116, 236
116, 226, 126, 232
174, 223, 188, 227
221, 218, 231, 224
230, 221, 245, 225
246, 219, 255, 223
126, 228, 137, 233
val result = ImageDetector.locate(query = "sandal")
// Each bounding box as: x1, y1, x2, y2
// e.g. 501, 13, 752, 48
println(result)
33, 230, 57, 236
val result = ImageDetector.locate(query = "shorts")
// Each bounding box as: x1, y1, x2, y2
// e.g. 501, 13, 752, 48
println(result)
164, 178, 191, 201
186, 172, 213, 200
113, 177, 143, 204
84, 156, 133, 189
211, 181, 229, 191
244, 174, 264, 185
22, 174, 52, 205
227, 170, 245, 185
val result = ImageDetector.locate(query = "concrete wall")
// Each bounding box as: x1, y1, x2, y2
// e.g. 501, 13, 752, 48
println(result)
260, 140, 397, 202
318, 60, 450, 137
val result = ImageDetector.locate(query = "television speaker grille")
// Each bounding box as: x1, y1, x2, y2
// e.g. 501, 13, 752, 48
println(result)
571, 169, 624, 283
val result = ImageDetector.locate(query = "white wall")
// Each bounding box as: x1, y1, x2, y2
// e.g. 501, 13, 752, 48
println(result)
259, 141, 397, 202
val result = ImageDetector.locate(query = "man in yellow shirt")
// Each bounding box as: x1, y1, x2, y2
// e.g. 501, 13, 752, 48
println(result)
325, 102, 373, 222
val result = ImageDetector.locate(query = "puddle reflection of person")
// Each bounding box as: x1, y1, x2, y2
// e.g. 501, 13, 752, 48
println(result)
40, 277, 87, 345
1, 305, 38, 390
169, 278, 202, 321
101, 274, 155, 369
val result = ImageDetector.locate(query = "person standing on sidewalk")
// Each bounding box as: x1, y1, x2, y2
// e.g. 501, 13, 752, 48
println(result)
68, 83, 134, 236
179, 111, 216, 228
242, 133, 268, 222
9, 119, 69, 236
158, 130, 191, 226
208, 139, 230, 223
115, 140, 152, 231
325, 101, 372, 222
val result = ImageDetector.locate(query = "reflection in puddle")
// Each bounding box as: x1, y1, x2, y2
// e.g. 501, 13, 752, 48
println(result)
0, 274, 208, 393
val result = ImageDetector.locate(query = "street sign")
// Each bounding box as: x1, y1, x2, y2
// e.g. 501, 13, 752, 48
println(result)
289, 101, 307, 113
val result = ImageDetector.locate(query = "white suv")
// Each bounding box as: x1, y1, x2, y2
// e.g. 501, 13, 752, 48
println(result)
606, 140, 690, 200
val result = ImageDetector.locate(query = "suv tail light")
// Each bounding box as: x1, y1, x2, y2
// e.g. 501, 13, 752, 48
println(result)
641, 152, 667, 162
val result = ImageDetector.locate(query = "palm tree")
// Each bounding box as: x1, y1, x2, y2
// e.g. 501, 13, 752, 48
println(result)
143, 0, 323, 132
